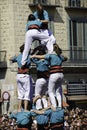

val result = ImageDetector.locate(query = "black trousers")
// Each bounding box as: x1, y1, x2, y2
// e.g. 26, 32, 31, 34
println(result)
50, 122, 64, 130
38, 123, 49, 130
18, 123, 31, 130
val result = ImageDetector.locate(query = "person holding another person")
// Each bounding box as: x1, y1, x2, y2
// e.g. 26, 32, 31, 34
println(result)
10, 110, 32, 130
21, 14, 55, 67
31, 95, 53, 130
10, 44, 33, 112
49, 108, 64, 130
33, 3, 56, 52
31, 44, 49, 110
30, 43, 67, 110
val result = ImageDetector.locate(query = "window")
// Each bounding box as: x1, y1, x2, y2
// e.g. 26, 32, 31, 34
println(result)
33, 0, 48, 4
69, 19, 87, 61
68, 0, 80, 7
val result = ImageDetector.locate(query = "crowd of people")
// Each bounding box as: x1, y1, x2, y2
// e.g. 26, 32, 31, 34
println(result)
0, 107, 87, 130
64, 107, 87, 130
1, 2, 86, 130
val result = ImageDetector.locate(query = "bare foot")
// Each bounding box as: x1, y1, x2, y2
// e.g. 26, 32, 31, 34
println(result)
51, 106, 56, 111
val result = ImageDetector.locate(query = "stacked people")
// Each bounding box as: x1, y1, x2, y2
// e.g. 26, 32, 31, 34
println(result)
31, 43, 67, 110
9, 43, 67, 130
31, 44, 49, 110
21, 3, 56, 68
9, 3, 68, 130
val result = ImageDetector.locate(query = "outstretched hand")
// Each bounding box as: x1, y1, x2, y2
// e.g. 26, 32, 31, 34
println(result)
30, 55, 36, 58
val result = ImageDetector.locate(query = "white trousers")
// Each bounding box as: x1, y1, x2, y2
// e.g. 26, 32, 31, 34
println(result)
35, 78, 48, 96
48, 73, 64, 108
35, 97, 48, 110
21, 29, 55, 65
46, 34, 56, 53
35, 78, 48, 110
16, 74, 31, 101
40, 29, 56, 53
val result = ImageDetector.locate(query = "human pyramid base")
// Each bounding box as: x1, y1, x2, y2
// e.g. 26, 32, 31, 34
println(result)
0, 106, 87, 130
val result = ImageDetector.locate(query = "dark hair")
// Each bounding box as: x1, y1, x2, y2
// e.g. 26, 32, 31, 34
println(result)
36, 3, 43, 10
35, 3, 44, 20
28, 14, 35, 21
31, 44, 47, 55
20, 44, 24, 53
53, 44, 62, 55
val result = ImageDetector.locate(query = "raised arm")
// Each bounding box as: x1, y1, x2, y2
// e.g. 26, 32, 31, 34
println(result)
30, 54, 45, 59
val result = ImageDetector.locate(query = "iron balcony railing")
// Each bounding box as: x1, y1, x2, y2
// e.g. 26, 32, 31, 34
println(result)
67, 82, 87, 95
65, 0, 87, 8
62, 49, 87, 65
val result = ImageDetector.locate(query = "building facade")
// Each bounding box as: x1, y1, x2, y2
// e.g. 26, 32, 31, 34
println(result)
0, 0, 87, 113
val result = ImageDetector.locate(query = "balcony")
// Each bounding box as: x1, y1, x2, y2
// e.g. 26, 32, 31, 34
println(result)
61, 49, 87, 73
0, 51, 7, 68
66, 82, 87, 106
67, 83, 87, 96
29, 0, 61, 7
65, 0, 87, 11
62, 49, 87, 67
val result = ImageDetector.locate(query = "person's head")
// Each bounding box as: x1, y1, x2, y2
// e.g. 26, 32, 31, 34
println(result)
53, 44, 62, 55
36, 3, 43, 14
31, 44, 47, 55
27, 14, 35, 21
20, 44, 24, 53
37, 45, 47, 55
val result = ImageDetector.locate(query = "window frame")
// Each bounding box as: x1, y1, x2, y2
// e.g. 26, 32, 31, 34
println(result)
69, 18, 87, 61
